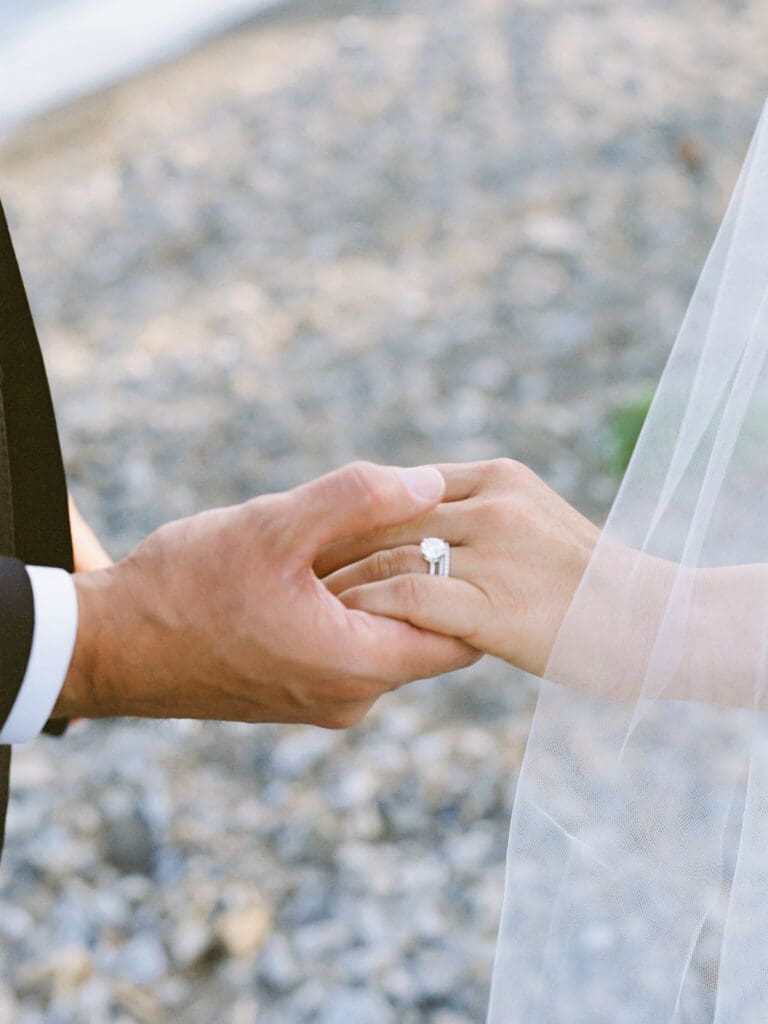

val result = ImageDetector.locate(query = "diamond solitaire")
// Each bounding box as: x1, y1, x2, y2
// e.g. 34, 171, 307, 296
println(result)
420, 537, 450, 576
421, 537, 446, 560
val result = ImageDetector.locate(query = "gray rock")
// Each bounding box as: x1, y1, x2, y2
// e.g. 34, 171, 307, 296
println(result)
17, 945, 93, 996
382, 964, 422, 1006
293, 919, 352, 963
411, 948, 461, 1005
98, 792, 156, 877
317, 989, 397, 1024
168, 917, 215, 971
25, 827, 96, 880
0, 981, 20, 1023
113, 934, 169, 985
271, 729, 338, 779
282, 871, 335, 927
257, 935, 302, 993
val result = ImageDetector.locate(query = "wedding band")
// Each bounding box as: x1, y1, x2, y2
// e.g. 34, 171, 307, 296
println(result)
420, 537, 450, 577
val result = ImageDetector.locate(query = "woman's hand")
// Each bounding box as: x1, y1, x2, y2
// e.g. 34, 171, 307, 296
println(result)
318, 460, 600, 678
69, 493, 113, 572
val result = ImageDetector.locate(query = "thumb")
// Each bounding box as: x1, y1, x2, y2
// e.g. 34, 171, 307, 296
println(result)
290, 461, 445, 553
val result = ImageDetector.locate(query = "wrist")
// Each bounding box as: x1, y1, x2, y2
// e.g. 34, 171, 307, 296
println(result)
51, 569, 107, 720
54, 545, 211, 722
52, 565, 140, 724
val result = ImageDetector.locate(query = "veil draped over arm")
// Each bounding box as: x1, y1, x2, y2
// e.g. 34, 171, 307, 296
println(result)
487, 100, 768, 1023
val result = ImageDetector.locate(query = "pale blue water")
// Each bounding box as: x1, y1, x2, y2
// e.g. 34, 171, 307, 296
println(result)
0, 0, 284, 136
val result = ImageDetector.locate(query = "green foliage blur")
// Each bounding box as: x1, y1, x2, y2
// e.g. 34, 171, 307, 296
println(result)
605, 390, 654, 478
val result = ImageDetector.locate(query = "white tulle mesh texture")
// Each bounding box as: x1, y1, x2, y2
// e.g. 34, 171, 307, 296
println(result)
487, 102, 768, 1023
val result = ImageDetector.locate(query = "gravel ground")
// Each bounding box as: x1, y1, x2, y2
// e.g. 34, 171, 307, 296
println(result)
0, 1, 767, 1021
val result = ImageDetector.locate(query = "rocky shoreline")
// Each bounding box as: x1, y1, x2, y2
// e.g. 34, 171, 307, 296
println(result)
1, 1, 767, 1021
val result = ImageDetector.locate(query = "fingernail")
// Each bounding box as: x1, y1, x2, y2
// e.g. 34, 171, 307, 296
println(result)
397, 466, 445, 501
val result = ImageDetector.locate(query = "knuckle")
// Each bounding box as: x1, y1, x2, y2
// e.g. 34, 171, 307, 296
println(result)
488, 457, 530, 485
474, 496, 511, 532
245, 493, 294, 556
396, 572, 423, 608
368, 548, 394, 581
369, 546, 412, 582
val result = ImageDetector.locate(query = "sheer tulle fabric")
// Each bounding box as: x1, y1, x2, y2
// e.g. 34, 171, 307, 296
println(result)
487, 102, 768, 1023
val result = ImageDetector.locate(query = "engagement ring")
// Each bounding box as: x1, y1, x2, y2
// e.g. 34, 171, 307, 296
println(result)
420, 537, 450, 577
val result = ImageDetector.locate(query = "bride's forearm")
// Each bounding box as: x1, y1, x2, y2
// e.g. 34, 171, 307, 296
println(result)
546, 542, 768, 711
676, 562, 768, 709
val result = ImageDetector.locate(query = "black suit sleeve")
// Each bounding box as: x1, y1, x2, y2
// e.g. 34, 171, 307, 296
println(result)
0, 205, 72, 572
0, 199, 74, 859
0, 557, 34, 856
0, 556, 34, 731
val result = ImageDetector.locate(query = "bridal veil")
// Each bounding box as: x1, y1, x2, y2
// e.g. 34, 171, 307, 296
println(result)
487, 100, 768, 1022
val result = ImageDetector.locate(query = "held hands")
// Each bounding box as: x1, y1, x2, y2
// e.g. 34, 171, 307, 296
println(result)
321, 459, 600, 678
57, 458, 598, 733
56, 464, 479, 728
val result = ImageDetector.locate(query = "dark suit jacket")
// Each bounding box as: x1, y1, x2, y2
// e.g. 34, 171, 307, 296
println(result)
0, 200, 73, 858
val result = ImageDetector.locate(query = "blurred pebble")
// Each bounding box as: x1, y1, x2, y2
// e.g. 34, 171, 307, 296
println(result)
113, 934, 169, 985
168, 916, 215, 971
316, 989, 396, 1024
99, 792, 157, 877
0, 981, 20, 1023
271, 730, 339, 779
18, 945, 93, 996
216, 902, 273, 959
257, 934, 302, 993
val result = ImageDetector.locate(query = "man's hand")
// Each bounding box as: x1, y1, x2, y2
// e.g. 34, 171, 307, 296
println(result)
54, 464, 480, 729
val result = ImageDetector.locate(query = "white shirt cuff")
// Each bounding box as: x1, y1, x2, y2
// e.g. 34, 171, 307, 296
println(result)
0, 566, 78, 745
